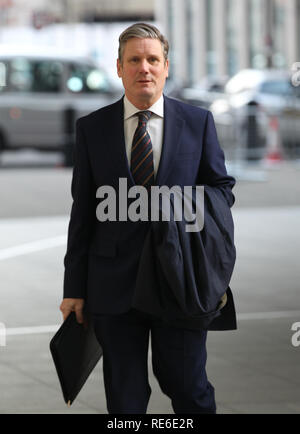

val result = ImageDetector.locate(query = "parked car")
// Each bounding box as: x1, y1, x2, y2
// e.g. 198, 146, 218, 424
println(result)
163, 76, 186, 101
0, 46, 122, 164
180, 75, 229, 109
209, 69, 300, 158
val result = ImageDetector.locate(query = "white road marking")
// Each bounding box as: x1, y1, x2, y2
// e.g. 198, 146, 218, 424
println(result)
5, 325, 60, 336
0, 235, 67, 261
237, 310, 300, 320
3, 311, 300, 337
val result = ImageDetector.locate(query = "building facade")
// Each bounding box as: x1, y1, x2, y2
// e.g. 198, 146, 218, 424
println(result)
155, 0, 300, 84
1, 0, 299, 85
0, 0, 154, 27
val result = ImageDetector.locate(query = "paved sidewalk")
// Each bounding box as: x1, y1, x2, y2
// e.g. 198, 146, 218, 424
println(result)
0, 162, 300, 413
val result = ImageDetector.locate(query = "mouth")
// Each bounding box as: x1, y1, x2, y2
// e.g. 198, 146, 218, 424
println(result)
137, 80, 153, 84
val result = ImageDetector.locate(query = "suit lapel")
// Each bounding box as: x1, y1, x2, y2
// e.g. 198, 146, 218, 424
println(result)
155, 96, 185, 186
103, 95, 185, 188
105, 96, 135, 188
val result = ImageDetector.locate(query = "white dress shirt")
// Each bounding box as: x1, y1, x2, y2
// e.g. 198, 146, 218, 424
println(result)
123, 95, 164, 177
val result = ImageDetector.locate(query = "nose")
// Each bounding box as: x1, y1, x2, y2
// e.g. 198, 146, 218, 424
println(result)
139, 59, 150, 74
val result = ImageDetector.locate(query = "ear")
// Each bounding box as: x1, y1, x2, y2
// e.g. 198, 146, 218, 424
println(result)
165, 59, 169, 78
117, 58, 122, 78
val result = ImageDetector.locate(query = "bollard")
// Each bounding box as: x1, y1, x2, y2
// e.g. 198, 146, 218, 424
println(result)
244, 100, 262, 161
263, 115, 284, 165
63, 107, 76, 167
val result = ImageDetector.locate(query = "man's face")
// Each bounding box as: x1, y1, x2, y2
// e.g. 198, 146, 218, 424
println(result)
117, 37, 169, 109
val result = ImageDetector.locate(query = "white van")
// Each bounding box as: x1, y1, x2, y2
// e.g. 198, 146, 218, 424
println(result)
0, 47, 122, 164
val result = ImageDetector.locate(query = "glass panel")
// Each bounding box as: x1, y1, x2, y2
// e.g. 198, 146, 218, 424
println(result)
67, 62, 109, 93
227, 0, 239, 75
186, 0, 193, 84
249, 0, 264, 68
273, 0, 286, 68
296, 0, 300, 61
259, 80, 293, 95
0, 61, 7, 91
9, 58, 62, 93
33, 60, 63, 92
205, 0, 216, 75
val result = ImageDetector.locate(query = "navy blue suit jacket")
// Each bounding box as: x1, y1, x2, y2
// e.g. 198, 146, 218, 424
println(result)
133, 185, 237, 330
63, 95, 236, 315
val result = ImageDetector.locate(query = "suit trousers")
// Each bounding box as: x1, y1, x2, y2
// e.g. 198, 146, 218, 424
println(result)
92, 308, 216, 414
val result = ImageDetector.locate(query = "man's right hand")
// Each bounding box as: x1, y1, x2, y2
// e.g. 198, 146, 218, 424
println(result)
59, 298, 85, 324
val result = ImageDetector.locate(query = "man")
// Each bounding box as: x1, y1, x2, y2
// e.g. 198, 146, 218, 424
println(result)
60, 23, 235, 414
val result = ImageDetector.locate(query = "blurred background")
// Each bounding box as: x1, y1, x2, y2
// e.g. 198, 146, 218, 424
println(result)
0, 0, 300, 414
1, 0, 300, 165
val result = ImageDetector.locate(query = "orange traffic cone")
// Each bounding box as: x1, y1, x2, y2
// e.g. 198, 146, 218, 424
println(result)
263, 116, 284, 164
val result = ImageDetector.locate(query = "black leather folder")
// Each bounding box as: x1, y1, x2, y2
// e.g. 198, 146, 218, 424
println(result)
50, 312, 103, 406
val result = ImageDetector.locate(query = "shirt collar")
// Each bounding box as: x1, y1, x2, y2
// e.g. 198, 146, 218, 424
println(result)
123, 94, 164, 120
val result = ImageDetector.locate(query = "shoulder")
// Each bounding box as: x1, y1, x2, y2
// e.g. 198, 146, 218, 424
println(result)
164, 95, 212, 126
76, 97, 123, 130
164, 95, 211, 123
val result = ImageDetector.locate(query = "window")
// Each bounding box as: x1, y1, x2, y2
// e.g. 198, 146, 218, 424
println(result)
9, 58, 62, 92
249, 0, 264, 68
259, 80, 294, 96
205, 0, 216, 75
227, 0, 239, 75
273, 0, 286, 68
166, 0, 175, 80
298, 0, 300, 61
186, 0, 194, 84
67, 63, 110, 93
0, 61, 7, 91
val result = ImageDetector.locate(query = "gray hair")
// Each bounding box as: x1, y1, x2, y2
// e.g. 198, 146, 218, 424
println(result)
118, 22, 169, 64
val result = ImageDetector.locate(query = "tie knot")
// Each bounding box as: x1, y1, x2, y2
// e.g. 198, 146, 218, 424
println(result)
138, 111, 152, 124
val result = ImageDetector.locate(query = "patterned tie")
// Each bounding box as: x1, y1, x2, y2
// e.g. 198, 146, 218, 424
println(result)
130, 111, 155, 190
